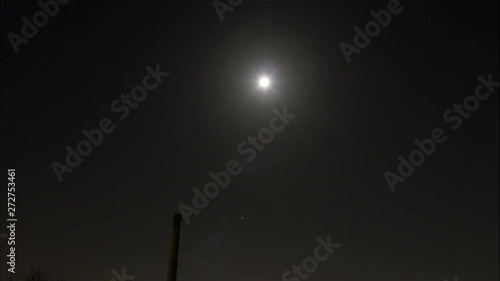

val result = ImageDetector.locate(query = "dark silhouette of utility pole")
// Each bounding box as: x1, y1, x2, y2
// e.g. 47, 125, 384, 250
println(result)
167, 214, 182, 281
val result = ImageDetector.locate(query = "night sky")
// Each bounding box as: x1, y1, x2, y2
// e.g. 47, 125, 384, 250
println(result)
1, 0, 499, 281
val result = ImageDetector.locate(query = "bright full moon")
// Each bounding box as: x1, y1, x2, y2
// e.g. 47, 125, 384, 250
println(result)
258, 77, 270, 89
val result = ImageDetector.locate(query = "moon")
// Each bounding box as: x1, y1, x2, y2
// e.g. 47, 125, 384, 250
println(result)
258, 76, 270, 89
